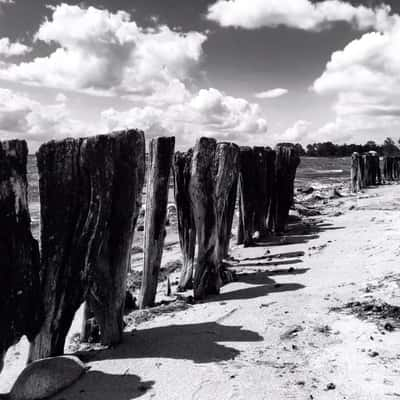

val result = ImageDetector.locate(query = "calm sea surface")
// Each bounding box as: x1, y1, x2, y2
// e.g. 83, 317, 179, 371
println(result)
27, 155, 351, 240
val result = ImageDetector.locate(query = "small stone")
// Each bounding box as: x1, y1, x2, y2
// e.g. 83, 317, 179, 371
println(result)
325, 382, 336, 391
9, 356, 87, 400
384, 322, 395, 332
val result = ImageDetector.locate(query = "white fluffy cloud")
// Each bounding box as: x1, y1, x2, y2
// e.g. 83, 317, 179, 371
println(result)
281, 120, 312, 142
0, 4, 206, 104
207, 0, 396, 32
0, 88, 90, 148
0, 38, 31, 57
101, 88, 268, 146
255, 88, 288, 99
313, 18, 400, 143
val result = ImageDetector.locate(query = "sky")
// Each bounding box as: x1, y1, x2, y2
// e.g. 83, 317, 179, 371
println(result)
0, 0, 400, 151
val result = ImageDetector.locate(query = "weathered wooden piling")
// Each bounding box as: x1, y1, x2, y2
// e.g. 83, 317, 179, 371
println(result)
173, 149, 196, 291
189, 138, 240, 299
139, 137, 175, 309
237, 147, 257, 246
268, 144, 300, 234
0, 140, 41, 372
384, 156, 400, 182
29, 130, 145, 361
253, 147, 269, 238
214, 142, 239, 262
351, 152, 361, 193
190, 137, 218, 299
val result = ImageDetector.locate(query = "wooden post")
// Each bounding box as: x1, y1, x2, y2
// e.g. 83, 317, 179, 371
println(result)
253, 147, 269, 239
0, 140, 41, 372
238, 147, 257, 246
29, 130, 145, 361
383, 156, 389, 182
222, 167, 239, 259
362, 154, 371, 187
173, 150, 196, 291
269, 144, 300, 234
139, 137, 175, 308
351, 152, 360, 193
236, 196, 244, 245
190, 137, 218, 299
214, 142, 239, 262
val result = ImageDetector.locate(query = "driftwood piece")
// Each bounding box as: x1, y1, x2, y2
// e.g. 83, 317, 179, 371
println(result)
139, 137, 175, 308
190, 137, 218, 299
173, 150, 196, 291
214, 142, 239, 261
268, 144, 300, 234
0, 140, 41, 372
29, 130, 145, 361
237, 147, 257, 246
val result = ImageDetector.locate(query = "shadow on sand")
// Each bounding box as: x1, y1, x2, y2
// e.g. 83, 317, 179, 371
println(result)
238, 269, 310, 285
237, 258, 303, 268
210, 281, 305, 302
79, 322, 263, 365
56, 371, 154, 400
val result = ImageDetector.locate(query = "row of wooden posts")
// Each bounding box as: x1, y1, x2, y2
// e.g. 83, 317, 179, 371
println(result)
351, 152, 400, 192
0, 131, 300, 370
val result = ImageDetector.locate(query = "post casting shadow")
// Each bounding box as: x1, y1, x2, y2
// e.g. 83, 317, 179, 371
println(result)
208, 282, 305, 303
238, 269, 310, 285
79, 322, 263, 365
237, 258, 303, 268
55, 371, 154, 400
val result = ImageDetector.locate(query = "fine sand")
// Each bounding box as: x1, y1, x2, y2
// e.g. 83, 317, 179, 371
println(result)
2, 183, 400, 399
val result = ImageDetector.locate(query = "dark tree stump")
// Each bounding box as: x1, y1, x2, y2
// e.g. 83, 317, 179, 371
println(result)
29, 130, 145, 361
190, 137, 218, 299
214, 142, 239, 262
0, 140, 41, 372
139, 137, 175, 309
268, 144, 300, 234
173, 150, 196, 291
238, 147, 257, 246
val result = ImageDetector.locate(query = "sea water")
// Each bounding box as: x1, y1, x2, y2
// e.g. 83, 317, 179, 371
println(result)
27, 155, 351, 240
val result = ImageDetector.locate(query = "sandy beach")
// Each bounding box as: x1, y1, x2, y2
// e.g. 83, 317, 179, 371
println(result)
2, 180, 400, 400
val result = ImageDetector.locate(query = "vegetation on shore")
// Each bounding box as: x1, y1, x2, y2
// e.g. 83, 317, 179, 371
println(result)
293, 137, 400, 157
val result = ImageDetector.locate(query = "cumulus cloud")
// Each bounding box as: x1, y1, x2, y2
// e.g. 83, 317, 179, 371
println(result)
312, 17, 400, 143
207, 0, 396, 32
0, 88, 91, 149
281, 120, 312, 142
101, 88, 268, 146
255, 88, 288, 99
0, 4, 207, 104
0, 38, 31, 57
